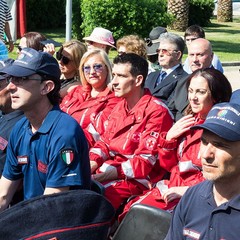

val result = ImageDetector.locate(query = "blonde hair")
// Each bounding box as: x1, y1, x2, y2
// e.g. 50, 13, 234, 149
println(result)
116, 34, 147, 59
79, 49, 112, 87
61, 40, 87, 77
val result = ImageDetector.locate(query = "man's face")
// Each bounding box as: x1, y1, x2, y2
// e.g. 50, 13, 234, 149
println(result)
111, 63, 141, 99
157, 40, 181, 69
6, 74, 45, 111
200, 130, 240, 183
188, 39, 213, 72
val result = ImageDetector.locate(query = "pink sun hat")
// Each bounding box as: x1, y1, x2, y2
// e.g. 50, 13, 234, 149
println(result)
83, 27, 116, 48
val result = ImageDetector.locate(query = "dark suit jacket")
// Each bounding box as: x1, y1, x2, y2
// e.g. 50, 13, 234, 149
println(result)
145, 65, 188, 108
167, 74, 189, 121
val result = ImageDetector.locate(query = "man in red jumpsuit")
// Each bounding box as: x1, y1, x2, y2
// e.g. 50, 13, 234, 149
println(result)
89, 53, 174, 210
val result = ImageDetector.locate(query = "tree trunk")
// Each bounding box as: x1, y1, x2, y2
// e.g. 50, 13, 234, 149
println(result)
167, 0, 189, 31
217, 0, 233, 22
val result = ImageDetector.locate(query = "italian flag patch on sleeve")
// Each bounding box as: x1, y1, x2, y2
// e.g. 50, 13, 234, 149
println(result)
61, 149, 74, 165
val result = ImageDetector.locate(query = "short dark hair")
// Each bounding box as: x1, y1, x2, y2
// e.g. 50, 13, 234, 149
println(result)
113, 53, 148, 87
40, 74, 61, 106
184, 25, 205, 39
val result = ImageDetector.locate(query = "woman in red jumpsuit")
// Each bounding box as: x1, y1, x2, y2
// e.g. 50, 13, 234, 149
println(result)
60, 49, 120, 147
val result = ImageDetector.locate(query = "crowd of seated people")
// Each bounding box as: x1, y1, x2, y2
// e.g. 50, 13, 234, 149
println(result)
0, 24, 238, 238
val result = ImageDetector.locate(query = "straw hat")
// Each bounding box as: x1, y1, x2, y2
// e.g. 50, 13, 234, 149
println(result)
83, 27, 116, 48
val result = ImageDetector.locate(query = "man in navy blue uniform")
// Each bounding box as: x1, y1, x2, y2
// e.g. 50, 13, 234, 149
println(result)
0, 48, 90, 211
166, 100, 240, 239
0, 59, 24, 176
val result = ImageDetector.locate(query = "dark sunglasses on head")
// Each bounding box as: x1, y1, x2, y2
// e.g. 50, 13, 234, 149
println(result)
56, 51, 71, 65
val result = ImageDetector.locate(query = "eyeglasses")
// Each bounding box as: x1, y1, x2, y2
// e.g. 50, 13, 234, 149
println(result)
6, 76, 43, 86
83, 64, 104, 75
156, 48, 179, 56
56, 51, 71, 65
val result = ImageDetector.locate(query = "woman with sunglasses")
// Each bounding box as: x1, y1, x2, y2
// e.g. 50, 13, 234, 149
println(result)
56, 40, 87, 98
119, 68, 232, 221
60, 49, 120, 147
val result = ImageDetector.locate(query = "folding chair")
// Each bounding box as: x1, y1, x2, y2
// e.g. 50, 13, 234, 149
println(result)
0, 189, 115, 240
112, 203, 171, 240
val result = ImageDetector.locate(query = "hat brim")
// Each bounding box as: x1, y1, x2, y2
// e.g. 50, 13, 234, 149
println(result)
147, 42, 160, 56
191, 123, 240, 142
40, 39, 62, 47
83, 36, 116, 48
0, 65, 36, 77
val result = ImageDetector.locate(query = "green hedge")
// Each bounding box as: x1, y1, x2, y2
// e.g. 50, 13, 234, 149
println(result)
26, 0, 66, 30
188, 0, 215, 26
78, 0, 173, 40
25, 0, 214, 38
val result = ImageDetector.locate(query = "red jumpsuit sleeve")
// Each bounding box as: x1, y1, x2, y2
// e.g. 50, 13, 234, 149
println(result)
158, 131, 179, 172
89, 138, 111, 168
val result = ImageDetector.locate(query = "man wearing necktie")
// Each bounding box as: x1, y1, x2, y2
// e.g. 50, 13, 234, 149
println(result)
156, 70, 167, 86
145, 32, 188, 108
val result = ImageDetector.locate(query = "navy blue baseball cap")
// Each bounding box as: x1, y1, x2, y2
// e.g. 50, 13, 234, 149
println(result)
191, 102, 240, 141
0, 58, 14, 80
0, 48, 61, 80
230, 89, 240, 105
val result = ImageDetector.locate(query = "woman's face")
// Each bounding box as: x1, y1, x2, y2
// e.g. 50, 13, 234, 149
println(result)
82, 54, 108, 90
58, 47, 77, 79
188, 76, 214, 119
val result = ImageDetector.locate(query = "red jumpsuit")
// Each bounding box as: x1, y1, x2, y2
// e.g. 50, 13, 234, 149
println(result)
60, 85, 120, 147
120, 115, 205, 220
89, 90, 174, 209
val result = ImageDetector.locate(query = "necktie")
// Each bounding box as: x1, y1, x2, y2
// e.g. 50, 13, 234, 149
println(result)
156, 71, 167, 86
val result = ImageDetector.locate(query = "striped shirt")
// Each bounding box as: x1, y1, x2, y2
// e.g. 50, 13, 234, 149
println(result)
0, 0, 12, 40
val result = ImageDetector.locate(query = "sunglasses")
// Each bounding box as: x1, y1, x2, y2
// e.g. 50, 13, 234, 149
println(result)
156, 48, 179, 56
6, 76, 44, 86
56, 51, 71, 65
83, 64, 104, 75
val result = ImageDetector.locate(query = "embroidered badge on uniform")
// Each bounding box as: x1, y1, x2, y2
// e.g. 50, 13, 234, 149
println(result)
150, 131, 159, 139
145, 137, 157, 150
0, 136, 8, 150
38, 160, 48, 173
61, 149, 74, 165
131, 132, 141, 142
17, 156, 28, 165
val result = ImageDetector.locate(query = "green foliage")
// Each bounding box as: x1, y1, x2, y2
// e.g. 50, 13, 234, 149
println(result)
189, 0, 215, 26
26, 0, 65, 30
79, 0, 173, 40
72, 0, 83, 39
